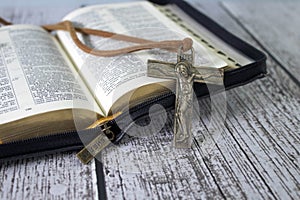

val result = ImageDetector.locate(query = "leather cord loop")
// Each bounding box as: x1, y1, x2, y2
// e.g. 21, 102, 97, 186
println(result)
0, 17, 193, 57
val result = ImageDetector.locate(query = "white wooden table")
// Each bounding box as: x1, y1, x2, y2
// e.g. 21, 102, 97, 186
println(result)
0, 0, 299, 199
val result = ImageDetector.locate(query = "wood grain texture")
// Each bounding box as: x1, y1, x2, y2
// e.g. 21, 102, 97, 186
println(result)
100, 1, 300, 199
0, 153, 98, 199
222, 0, 300, 84
0, 1, 299, 200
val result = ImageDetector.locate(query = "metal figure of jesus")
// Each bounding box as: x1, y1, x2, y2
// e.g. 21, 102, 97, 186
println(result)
147, 48, 223, 148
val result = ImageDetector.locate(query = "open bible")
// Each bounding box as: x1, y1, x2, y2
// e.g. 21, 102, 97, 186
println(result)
0, 1, 266, 153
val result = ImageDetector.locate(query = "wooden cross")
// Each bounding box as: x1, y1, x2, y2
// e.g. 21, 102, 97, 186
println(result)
147, 49, 224, 148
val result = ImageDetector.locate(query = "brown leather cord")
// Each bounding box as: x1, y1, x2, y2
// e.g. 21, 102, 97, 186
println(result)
0, 17, 193, 57
42, 21, 154, 44
0, 17, 12, 25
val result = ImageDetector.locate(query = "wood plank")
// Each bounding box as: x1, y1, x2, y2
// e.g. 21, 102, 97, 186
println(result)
222, 0, 300, 84
0, 153, 98, 199
101, 110, 273, 199
100, 1, 300, 199
0, 6, 77, 24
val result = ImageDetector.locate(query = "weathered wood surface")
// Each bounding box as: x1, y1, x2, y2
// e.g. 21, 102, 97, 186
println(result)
0, 1, 299, 199
222, 0, 300, 84
101, 1, 300, 199
0, 153, 98, 199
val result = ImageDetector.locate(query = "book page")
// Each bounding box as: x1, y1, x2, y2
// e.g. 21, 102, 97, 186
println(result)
164, 4, 253, 67
0, 25, 103, 125
57, 2, 227, 116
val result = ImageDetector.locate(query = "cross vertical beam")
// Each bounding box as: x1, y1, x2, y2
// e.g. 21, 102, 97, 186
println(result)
147, 49, 223, 148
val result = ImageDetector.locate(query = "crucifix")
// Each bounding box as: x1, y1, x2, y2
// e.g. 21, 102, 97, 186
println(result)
147, 48, 223, 148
